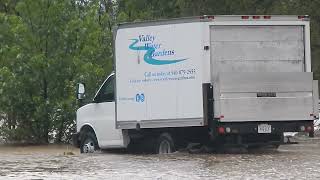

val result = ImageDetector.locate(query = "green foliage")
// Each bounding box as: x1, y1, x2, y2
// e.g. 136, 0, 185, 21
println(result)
0, 0, 320, 143
0, 0, 114, 143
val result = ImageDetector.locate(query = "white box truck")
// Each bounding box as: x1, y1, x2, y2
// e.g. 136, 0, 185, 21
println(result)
73, 15, 319, 153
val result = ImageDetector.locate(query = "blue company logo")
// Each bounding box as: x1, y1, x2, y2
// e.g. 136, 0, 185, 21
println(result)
129, 35, 187, 65
136, 93, 145, 102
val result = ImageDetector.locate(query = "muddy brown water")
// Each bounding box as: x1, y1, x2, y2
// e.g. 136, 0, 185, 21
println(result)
1, 137, 320, 179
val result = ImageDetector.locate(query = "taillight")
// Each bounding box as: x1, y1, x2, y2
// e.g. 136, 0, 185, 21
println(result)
241, 16, 249, 19
252, 16, 260, 19
300, 126, 313, 132
298, 15, 309, 20
263, 15, 271, 19
306, 126, 313, 132
200, 15, 214, 20
218, 127, 225, 134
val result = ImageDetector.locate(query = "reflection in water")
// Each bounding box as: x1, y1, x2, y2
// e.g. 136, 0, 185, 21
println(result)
1, 138, 320, 179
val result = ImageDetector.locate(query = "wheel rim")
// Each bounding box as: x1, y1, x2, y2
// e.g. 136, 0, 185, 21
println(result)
82, 138, 95, 153
159, 140, 171, 154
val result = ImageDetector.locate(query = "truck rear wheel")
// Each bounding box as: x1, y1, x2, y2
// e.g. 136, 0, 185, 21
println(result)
155, 132, 175, 154
247, 144, 280, 151
80, 131, 99, 153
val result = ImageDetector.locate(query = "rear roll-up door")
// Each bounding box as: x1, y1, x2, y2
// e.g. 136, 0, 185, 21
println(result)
210, 25, 305, 72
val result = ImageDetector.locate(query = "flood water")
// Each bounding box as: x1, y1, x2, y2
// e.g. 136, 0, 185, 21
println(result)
1, 136, 320, 179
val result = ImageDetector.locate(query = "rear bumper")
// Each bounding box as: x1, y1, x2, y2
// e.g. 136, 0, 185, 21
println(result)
213, 120, 314, 134
209, 120, 314, 146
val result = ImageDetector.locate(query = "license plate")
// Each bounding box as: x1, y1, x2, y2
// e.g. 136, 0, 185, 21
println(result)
258, 124, 272, 133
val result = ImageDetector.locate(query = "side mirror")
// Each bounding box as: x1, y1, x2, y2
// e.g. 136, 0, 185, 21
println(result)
76, 83, 86, 100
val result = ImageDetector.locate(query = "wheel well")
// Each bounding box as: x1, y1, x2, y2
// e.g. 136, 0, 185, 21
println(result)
80, 125, 95, 134
79, 125, 98, 144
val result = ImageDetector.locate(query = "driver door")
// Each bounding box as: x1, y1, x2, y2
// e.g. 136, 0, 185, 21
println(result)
92, 75, 124, 148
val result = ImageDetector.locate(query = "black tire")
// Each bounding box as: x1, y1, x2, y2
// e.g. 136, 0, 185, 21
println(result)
309, 130, 315, 137
155, 132, 175, 154
127, 140, 144, 153
80, 131, 99, 153
272, 144, 280, 149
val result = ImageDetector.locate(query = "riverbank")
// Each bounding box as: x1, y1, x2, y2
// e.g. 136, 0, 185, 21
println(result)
0, 144, 79, 155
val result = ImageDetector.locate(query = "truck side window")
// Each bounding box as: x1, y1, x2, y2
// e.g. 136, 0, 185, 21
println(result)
95, 75, 115, 103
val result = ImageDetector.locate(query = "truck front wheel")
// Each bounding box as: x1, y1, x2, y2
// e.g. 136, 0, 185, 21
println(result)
80, 131, 99, 153
155, 132, 175, 154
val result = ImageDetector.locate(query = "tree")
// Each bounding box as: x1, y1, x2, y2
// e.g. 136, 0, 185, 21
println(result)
0, 0, 114, 143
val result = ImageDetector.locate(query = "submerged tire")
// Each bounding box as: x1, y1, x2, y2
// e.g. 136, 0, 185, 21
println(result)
155, 132, 175, 154
247, 144, 280, 152
80, 131, 99, 153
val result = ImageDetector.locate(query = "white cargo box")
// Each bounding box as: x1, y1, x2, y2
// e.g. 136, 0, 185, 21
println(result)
114, 15, 314, 129
115, 21, 205, 129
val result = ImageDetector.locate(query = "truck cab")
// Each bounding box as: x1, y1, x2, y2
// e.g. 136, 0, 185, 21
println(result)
74, 73, 129, 153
